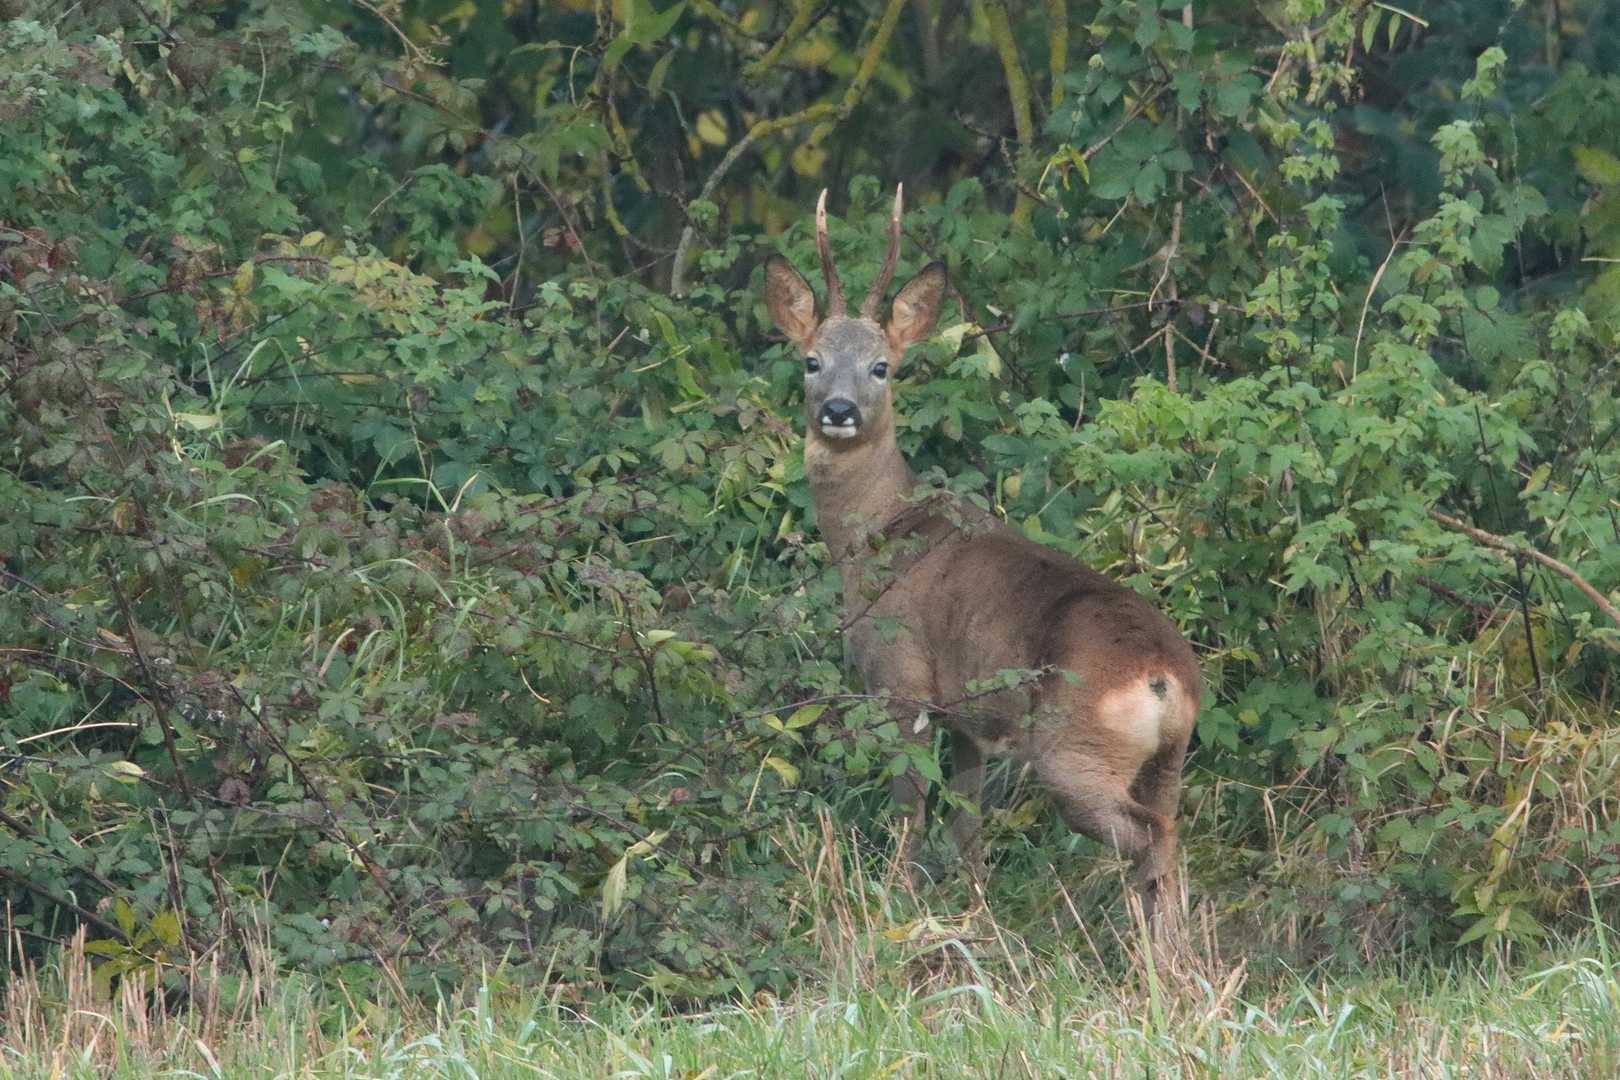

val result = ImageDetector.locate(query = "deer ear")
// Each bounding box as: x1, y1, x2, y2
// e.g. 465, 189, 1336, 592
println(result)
763, 255, 819, 349
886, 262, 947, 353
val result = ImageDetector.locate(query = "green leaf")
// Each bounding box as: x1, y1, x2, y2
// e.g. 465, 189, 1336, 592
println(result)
1087, 151, 1133, 200
115, 896, 136, 937
1457, 914, 1496, 946
602, 35, 634, 72
1362, 9, 1381, 52
1213, 75, 1258, 118
1134, 8, 1160, 48
625, 1, 687, 44
784, 704, 827, 729
1133, 160, 1167, 204
647, 51, 675, 97
150, 909, 181, 947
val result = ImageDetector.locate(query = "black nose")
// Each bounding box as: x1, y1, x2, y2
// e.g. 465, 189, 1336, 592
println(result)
820, 398, 861, 426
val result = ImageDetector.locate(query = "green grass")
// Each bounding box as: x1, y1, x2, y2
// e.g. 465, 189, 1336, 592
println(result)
4, 832, 1616, 1080
2, 935, 1614, 1077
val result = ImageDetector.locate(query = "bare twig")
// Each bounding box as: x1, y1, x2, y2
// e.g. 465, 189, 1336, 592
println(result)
1429, 509, 1620, 635
1352, 225, 1408, 379
617, 591, 668, 729
669, 108, 828, 295
1169, 321, 1223, 373
671, 0, 903, 294
1416, 575, 1497, 619
223, 685, 409, 916
0, 866, 127, 943
1081, 84, 1168, 162
353, 0, 439, 66
808, 0, 908, 145
967, 297, 1179, 340
1151, 200, 1184, 390
742, 0, 824, 78
530, 172, 600, 278
688, 0, 767, 47
101, 557, 192, 799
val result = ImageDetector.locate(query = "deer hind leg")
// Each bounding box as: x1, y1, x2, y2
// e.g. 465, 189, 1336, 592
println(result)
867, 661, 938, 886
1034, 751, 1172, 917
889, 760, 929, 884
1129, 742, 1187, 904
944, 731, 987, 880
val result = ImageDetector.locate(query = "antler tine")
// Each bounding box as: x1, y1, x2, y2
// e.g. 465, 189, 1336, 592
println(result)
861, 183, 904, 319
815, 189, 847, 317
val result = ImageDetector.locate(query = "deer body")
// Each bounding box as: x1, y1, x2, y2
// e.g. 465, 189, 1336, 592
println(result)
765, 189, 1200, 919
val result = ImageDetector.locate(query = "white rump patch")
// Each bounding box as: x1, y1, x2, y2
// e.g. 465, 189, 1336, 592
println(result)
1095, 674, 1178, 762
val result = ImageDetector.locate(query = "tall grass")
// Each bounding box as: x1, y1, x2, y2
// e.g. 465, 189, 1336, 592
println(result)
3, 817, 1615, 1078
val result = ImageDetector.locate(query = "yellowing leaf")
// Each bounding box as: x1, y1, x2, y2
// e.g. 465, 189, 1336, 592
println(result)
784, 703, 826, 729
974, 332, 1002, 377
299, 230, 326, 248
601, 854, 629, 920
601, 829, 668, 921
937, 321, 977, 353
791, 142, 827, 177
695, 109, 728, 146
232, 260, 255, 295
106, 760, 146, 782
174, 412, 221, 431
1573, 146, 1620, 187
762, 755, 799, 788
792, 38, 834, 66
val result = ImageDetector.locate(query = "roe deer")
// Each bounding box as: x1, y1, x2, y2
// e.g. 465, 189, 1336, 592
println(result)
763, 187, 1201, 924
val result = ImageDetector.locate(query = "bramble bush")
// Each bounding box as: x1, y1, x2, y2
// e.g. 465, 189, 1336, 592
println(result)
2, 0, 1617, 1000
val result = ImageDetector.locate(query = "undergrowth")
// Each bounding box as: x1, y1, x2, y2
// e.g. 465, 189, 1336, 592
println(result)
3, 0, 1619, 1008
3, 821, 1616, 1078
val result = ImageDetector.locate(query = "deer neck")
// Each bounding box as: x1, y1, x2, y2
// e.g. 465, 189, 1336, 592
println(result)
805, 426, 916, 563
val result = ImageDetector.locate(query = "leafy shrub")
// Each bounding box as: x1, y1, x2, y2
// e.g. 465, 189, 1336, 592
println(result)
2, 0, 1617, 1002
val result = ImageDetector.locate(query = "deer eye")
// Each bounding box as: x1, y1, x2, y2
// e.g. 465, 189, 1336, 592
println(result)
804, 355, 821, 374
870, 362, 889, 380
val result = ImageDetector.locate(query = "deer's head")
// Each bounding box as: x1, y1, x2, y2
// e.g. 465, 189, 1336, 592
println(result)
764, 186, 947, 449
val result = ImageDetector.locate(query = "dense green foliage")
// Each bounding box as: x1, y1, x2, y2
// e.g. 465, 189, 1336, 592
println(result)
3, 0, 1618, 1001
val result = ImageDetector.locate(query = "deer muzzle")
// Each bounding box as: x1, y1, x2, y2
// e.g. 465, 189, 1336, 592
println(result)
818, 397, 861, 439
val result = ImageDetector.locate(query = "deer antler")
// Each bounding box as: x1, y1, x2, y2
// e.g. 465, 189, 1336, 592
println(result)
862, 183, 904, 319
815, 189, 847, 317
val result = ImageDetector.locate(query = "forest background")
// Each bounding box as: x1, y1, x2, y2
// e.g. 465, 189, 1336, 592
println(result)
3, 0, 1619, 1017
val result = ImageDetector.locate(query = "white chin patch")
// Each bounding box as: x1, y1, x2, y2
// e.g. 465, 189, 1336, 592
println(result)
820, 424, 858, 439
